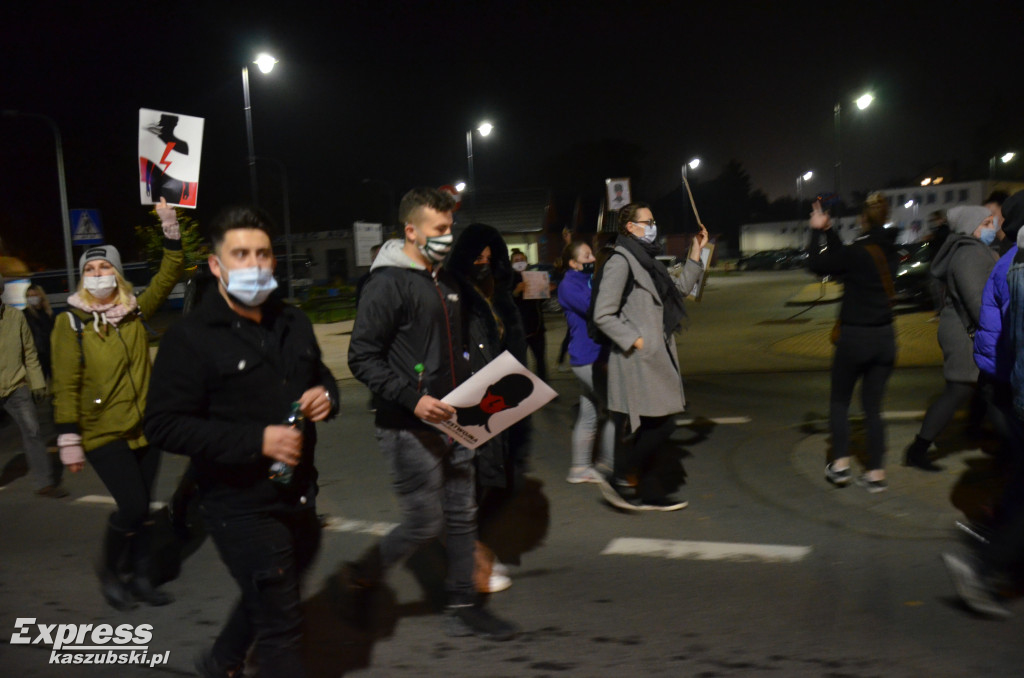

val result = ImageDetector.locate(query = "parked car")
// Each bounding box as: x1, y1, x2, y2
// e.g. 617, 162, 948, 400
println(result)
775, 248, 809, 269
893, 240, 936, 308
737, 249, 790, 270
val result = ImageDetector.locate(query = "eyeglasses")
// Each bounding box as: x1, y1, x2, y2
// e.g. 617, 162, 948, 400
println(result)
631, 219, 656, 227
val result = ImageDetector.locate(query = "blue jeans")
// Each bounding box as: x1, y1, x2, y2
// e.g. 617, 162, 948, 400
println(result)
570, 364, 615, 470
375, 427, 477, 605
1, 385, 57, 489
203, 507, 321, 677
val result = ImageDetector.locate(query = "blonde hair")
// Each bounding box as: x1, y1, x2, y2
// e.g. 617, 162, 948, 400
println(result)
78, 271, 135, 307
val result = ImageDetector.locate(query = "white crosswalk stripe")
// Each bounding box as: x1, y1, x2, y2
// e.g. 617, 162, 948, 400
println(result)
601, 537, 811, 563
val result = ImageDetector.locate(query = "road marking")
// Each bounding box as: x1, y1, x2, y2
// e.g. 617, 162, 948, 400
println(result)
74, 495, 166, 510
882, 410, 926, 421
322, 516, 398, 536
601, 537, 811, 563
676, 416, 751, 426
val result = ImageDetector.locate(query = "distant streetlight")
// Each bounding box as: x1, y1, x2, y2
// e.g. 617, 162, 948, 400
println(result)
1, 110, 75, 290
934, 177, 944, 184
921, 178, 932, 186
834, 91, 874, 214
904, 199, 915, 208
796, 170, 814, 221
1002, 152, 1016, 164
465, 121, 493, 217
242, 52, 278, 205
989, 151, 1017, 180
455, 181, 467, 192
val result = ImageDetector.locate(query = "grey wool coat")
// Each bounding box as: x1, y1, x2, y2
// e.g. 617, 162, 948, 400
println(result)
593, 244, 703, 430
930, 234, 998, 382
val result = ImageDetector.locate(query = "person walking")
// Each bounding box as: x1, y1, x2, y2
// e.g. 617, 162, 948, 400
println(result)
0, 277, 63, 497
23, 284, 54, 380
904, 205, 999, 471
808, 194, 898, 493
447, 222, 530, 594
347, 187, 517, 640
51, 198, 184, 609
145, 205, 338, 678
557, 239, 615, 484
592, 202, 706, 511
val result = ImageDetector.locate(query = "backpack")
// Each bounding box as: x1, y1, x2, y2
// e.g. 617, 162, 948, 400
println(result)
586, 249, 634, 345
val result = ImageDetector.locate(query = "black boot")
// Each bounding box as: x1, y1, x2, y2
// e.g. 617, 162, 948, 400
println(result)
904, 435, 942, 472
99, 520, 137, 611
126, 524, 174, 606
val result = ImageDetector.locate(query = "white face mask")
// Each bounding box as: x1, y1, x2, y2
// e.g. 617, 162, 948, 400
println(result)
417, 232, 454, 263
26, 296, 42, 308
218, 259, 278, 307
83, 275, 117, 298
512, 261, 528, 272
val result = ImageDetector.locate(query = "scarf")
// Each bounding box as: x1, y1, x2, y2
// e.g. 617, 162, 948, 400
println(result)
617, 234, 688, 336
67, 292, 139, 334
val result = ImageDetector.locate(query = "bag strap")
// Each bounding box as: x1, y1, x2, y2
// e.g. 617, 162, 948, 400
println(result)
66, 311, 85, 368
863, 244, 895, 305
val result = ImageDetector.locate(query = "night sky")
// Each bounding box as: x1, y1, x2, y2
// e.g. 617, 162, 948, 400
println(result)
4, 1, 1023, 267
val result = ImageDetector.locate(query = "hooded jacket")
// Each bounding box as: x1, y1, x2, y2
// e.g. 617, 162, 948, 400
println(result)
931, 233, 998, 382
51, 243, 183, 451
975, 192, 1024, 379
348, 239, 470, 430
0, 304, 45, 397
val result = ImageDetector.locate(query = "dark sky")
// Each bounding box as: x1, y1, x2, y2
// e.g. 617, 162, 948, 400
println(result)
3, 0, 1023, 266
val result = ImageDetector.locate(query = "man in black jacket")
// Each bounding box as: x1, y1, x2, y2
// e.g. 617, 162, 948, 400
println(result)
347, 187, 516, 640
144, 206, 339, 678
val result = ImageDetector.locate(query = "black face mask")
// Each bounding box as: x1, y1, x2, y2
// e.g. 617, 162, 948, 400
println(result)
471, 264, 492, 282
580, 262, 595, 274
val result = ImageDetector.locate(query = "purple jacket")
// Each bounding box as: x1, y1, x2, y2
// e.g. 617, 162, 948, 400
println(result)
557, 269, 602, 366
975, 244, 1017, 381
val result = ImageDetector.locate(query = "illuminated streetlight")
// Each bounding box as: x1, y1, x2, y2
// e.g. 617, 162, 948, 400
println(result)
796, 170, 814, 222
990, 152, 1017, 180
921, 178, 932, 186
934, 177, 944, 184
455, 181, 466, 192
477, 122, 493, 137
834, 91, 875, 214
466, 120, 494, 218
1002, 152, 1016, 164
242, 52, 278, 204
904, 199, 915, 209
856, 93, 874, 110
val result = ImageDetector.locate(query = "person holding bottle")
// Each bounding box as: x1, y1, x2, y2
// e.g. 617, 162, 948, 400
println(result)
51, 198, 184, 608
144, 205, 338, 678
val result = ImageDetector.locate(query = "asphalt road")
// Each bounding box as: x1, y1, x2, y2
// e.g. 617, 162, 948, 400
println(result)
2, 270, 1019, 677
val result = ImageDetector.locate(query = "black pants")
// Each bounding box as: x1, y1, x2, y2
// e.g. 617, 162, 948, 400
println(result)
612, 413, 676, 501
918, 381, 975, 442
978, 374, 1024, 523
525, 331, 548, 381
829, 324, 896, 471
88, 440, 161, 531
203, 507, 321, 678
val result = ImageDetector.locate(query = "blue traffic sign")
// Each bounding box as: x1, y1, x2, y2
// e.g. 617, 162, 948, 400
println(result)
71, 209, 103, 245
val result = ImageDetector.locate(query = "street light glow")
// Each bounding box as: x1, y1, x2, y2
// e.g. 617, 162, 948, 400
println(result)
253, 53, 278, 74
802, 171, 813, 181
688, 158, 701, 170
934, 177, 944, 184
455, 181, 466, 192
921, 178, 932, 186
1002, 152, 1016, 164
855, 93, 874, 110
904, 199, 915, 208
477, 122, 493, 136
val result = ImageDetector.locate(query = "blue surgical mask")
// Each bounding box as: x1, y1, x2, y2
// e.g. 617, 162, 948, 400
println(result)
979, 227, 998, 246
218, 259, 278, 307
640, 223, 658, 244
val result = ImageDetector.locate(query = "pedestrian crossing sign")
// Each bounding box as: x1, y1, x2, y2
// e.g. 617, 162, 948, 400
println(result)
71, 209, 104, 245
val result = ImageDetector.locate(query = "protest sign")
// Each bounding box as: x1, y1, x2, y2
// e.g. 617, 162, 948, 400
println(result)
139, 108, 204, 208
522, 270, 550, 299
429, 351, 557, 449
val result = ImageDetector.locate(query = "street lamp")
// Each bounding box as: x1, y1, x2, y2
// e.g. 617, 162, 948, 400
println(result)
681, 157, 701, 230
1, 110, 75, 290
796, 170, 813, 220
834, 91, 873, 214
454, 181, 467, 192
465, 121, 493, 218
241, 52, 278, 205
990, 151, 1017, 180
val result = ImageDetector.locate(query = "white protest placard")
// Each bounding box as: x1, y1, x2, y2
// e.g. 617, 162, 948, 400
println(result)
429, 351, 558, 449
138, 108, 205, 208
354, 222, 383, 267
605, 177, 631, 211
521, 270, 550, 299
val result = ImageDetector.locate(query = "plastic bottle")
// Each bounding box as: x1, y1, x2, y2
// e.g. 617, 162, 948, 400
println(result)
269, 402, 304, 484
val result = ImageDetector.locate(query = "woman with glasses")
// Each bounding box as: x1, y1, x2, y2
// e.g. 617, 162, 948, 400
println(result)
592, 202, 707, 511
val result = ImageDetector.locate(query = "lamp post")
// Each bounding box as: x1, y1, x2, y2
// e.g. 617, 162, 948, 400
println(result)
1, 110, 75, 290
796, 170, 813, 221
989, 151, 1017, 180
465, 121, 493, 219
834, 92, 873, 215
242, 53, 278, 206
681, 157, 701, 230
257, 156, 294, 300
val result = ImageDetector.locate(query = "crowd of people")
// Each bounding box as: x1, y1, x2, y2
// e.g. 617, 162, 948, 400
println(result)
6, 183, 1024, 676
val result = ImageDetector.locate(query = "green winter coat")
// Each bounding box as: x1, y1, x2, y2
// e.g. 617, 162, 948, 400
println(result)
51, 245, 183, 452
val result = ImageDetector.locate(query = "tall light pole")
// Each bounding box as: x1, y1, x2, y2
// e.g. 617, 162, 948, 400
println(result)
834, 92, 873, 215
989, 151, 1016, 180
681, 157, 701, 230
2, 110, 75, 290
242, 52, 278, 206
466, 121, 493, 219
796, 170, 813, 221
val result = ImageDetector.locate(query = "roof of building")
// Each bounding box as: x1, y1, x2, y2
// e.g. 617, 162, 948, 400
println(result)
456, 188, 551, 233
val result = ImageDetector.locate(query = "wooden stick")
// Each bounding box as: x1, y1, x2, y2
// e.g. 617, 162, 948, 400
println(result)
682, 174, 704, 228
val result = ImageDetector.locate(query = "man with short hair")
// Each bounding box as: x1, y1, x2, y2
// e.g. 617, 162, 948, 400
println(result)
347, 187, 517, 640
0, 277, 63, 497
144, 206, 339, 677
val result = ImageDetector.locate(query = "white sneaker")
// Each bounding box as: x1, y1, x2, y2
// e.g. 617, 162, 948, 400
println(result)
566, 466, 601, 484
484, 572, 512, 593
